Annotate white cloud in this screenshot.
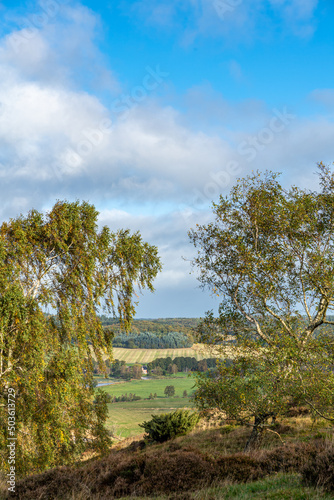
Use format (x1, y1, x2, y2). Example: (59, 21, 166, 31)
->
(1, 38, 333, 221)
(1, 3, 118, 91)
(310, 89, 334, 110)
(98, 207, 213, 293)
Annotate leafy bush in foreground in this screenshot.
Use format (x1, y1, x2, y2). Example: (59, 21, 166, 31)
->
(139, 410, 200, 443)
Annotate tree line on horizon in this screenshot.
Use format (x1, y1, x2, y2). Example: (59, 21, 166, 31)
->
(99, 316, 199, 336)
(112, 331, 193, 349)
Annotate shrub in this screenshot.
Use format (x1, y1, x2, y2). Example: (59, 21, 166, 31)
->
(164, 385, 175, 397)
(216, 454, 264, 482)
(139, 410, 200, 443)
(138, 450, 216, 494)
(286, 406, 310, 417)
(301, 444, 334, 492)
(111, 393, 141, 402)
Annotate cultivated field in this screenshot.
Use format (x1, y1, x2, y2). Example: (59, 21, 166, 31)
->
(112, 343, 211, 363)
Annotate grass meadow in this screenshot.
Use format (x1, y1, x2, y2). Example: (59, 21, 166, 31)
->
(105, 397, 194, 439)
(99, 374, 197, 438)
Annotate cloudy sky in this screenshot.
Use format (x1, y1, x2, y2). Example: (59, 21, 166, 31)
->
(0, 0, 333, 318)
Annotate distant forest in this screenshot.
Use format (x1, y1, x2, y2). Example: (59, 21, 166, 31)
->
(98, 316, 200, 336)
(112, 331, 193, 349)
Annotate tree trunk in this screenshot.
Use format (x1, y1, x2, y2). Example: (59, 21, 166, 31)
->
(244, 415, 266, 452)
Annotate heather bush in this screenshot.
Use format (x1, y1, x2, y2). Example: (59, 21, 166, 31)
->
(301, 444, 334, 492)
(258, 442, 323, 475)
(12, 438, 334, 499)
(216, 454, 264, 482)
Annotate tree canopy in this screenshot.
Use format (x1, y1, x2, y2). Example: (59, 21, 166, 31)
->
(0, 200, 161, 473)
(189, 164, 334, 449)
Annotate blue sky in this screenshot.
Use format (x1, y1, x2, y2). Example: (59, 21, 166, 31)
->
(0, 0, 333, 317)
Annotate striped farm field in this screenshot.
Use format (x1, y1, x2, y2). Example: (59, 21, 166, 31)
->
(112, 343, 211, 364)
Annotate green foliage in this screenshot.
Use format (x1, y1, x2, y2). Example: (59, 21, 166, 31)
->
(109, 358, 126, 378)
(147, 356, 217, 374)
(110, 393, 141, 403)
(108, 360, 143, 380)
(190, 165, 334, 449)
(139, 409, 200, 442)
(164, 385, 175, 397)
(153, 366, 163, 376)
(0, 200, 161, 474)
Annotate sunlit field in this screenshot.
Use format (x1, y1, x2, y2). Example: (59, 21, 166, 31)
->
(112, 343, 211, 363)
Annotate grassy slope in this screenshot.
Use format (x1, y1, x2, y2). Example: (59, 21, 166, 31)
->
(115, 419, 334, 498)
(119, 474, 334, 500)
(8, 418, 334, 500)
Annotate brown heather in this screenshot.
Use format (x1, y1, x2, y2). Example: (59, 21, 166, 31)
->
(2, 416, 333, 499)
(5, 435, 333, 499)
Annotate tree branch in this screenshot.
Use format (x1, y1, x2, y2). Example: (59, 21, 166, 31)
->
(232, 286, 273, 346)
(303, 294, 328, 342)
(263, 299, 295, 337)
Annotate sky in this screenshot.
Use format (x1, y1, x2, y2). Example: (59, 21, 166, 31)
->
(0, 0, 333, 318)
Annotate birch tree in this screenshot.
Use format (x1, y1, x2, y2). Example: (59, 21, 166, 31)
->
(189, 164, 334, 449)
(0, 200, 161, 473)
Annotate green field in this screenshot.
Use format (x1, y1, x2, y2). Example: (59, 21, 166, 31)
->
(106, 396, 195, 439)
(100, 375, 197, 438)
(101, 373, 195, 398)
(112, 344, 209, 363)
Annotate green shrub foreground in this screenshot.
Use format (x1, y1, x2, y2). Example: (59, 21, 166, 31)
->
(139, 410, 200, 443)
